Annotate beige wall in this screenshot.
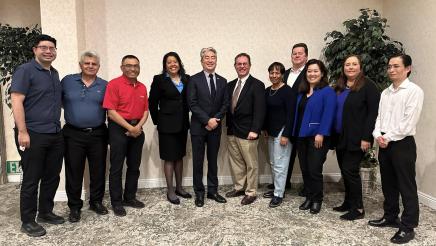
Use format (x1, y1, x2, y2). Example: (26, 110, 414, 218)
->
(0, 0, 40, 27)
(383, 0, 436, 198)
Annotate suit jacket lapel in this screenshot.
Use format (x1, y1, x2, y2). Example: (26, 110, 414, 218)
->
(164, 75, 182, 95)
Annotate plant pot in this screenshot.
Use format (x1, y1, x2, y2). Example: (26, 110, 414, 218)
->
(360, 167, 376, 195)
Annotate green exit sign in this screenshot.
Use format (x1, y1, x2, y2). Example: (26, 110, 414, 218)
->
(6, 161, 21, 174)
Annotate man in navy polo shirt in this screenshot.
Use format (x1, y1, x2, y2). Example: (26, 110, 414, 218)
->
(62, 51, 108, 223)
(103, 55, 149, 216)
(11, 34, 64, 237)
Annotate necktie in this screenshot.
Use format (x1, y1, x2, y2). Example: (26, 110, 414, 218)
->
(209, 74, 216, 100)
(231, 79, 242, 114)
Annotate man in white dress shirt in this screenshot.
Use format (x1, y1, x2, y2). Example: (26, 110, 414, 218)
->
(369, 54, 424, 244)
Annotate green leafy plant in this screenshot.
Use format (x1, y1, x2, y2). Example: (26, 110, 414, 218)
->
(0, 23, 41, 108)
(323, 8, 404, 91)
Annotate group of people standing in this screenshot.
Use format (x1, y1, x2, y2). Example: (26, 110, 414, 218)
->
(11, 34, 423, 244)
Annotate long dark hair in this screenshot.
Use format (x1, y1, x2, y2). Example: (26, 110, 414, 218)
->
(298, 59, 329, 94)
(161, 51, 186, 76)
(335, 54, 366, 93)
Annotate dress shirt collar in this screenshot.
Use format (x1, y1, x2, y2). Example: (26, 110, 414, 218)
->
(290, 65, 304, 74)
(388, 78, 411, 92)
(203, 70, 215, 78)
(238, 74, 250, 84)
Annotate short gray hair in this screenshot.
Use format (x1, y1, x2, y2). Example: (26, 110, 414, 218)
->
(200, 47, 217, 60)
(79, 50, 100, 64)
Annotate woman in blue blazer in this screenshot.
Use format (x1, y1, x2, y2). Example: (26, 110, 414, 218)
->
(293, 59, 336, 214)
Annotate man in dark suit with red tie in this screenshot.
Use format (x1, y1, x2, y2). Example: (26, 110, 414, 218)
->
(187, 47, 229, 207)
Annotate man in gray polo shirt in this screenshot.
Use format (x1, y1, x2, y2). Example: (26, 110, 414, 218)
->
(62, 51, 108, 223)
(11, 34, 64, 237)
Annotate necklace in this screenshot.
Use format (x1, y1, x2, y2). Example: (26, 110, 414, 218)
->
(269, 87, 280, 96)
(269, 83, 284, 96)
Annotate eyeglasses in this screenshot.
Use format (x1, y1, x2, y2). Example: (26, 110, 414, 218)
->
(122, 64, 140, 69)
(36, 46, 57, 52)
(235, 62, 249, 67)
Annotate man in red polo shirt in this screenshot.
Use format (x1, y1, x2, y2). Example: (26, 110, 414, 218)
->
(103, 55, 149, 216)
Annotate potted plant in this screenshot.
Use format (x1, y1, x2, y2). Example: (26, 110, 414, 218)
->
(0, 23, 41, 184)
(323, 8, 404, 91)
(360, 147, 379, 194)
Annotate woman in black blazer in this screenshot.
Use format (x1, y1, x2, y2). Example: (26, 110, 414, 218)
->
(333, 55, 380, 220)
(149, 52, 191, 204)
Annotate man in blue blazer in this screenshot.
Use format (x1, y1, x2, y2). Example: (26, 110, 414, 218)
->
(187, 47, 229, 207)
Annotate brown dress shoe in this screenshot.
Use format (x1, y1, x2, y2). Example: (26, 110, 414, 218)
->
(241, 195, 256, 205)
(225, 189, 245, 198)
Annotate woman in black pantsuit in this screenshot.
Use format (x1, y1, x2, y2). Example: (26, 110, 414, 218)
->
(149, 52, 191, 204)
(332, 55, 380, 220)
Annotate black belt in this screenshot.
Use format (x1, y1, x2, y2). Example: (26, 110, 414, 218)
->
(126, 119, 140, 126)
(66, 123, 105, 133)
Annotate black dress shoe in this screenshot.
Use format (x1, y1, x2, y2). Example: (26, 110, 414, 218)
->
(225, 189, 245, 198)
(390, 229, 415, 244)
(267, 183, 275, 189)
(122, 198, 145, 208)
(340, 209, 365, 221)
(37, 212, 65, 224)
(310, 202, 322, 214)
(299, 199, 312, 210)
(21, 222, 46, 237)
(368, 217, 400, 228)
(167, 194, 180, 205)
(269, 196, 283, 208)
(263, 190, 274, 198)
(333, 202, 350, 212)
(68, 209, 81, 223)
(112, 206, 127, 217)
(207, 193, 227, 203)
(195, 196, 204, 207)
(175, 190, 192, 199)
(89, 202, 109, 215)
(241, 195, 257, 205)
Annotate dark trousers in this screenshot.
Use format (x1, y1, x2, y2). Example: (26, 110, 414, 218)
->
(14, 129, 64, 223)
(297, 136, 330, 202)
(336, 149, 364, 210)
(63, 124, 108, 210)
(285, 143, 298, 186)
(379, 136, 419, 230)
(108, 121, 144, 206)
(191, 132, 221, 196)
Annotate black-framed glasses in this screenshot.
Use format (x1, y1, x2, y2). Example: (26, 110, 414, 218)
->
(36, 45, 57, 52)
